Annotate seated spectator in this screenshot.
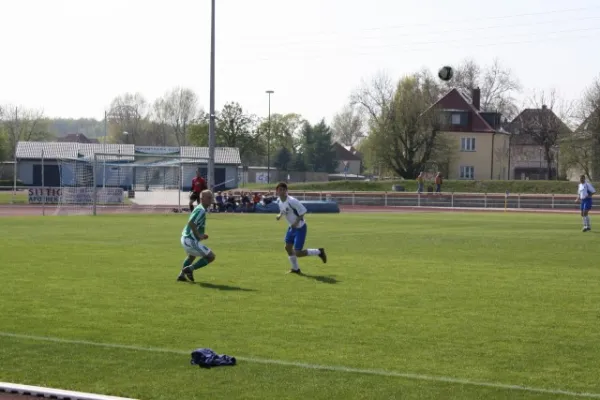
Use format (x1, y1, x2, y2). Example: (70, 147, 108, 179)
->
(241, 192, 252, 211)
(262, 192, 277, 205)
(252, 192, 261, 211)
(213, 191, 225, 212)
(225, 193, 237, 212)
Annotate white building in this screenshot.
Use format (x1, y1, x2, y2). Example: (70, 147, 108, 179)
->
(15, 142, 242, 191)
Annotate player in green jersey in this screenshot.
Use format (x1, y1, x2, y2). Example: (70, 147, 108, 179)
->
(178, 190, 216, 283)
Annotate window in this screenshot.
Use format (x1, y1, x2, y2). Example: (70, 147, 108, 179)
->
(460, 166, 475, 180)
(451, 113, 461, 125)
(461, 137, 476, 151)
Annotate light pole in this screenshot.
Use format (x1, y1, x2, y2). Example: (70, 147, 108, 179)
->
(266, 90, 274, 184)
(207, 0, 216, 191)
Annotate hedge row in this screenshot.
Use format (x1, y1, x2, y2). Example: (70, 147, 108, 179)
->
(245, 180, 583, 195)
(0, 179, 25, 189)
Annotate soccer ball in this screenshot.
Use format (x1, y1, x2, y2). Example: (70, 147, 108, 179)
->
(438, 66, 454, 81)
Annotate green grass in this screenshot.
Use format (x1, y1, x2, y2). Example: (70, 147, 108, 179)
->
(1, 212, 600, 399)
(240, 179, 581, 194)
(0, 191, 27, 204)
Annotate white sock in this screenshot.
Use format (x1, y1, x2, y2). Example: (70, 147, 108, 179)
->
(586, 216, 591, 227)
(583, 217, 587, 227)
(288, 256, 300, 270)
(307, 249, 321, 256)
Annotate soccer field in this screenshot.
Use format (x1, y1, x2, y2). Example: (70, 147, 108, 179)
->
(1, 212, 600, 400)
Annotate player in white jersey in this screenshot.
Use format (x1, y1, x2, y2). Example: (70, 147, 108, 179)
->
(575, 174, 596, 232)
(275, 182, 327, 274)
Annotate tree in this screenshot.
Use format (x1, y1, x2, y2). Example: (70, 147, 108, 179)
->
(188, 115, 209, 147)
(107, 92, 149, 144)
(155, 87, 199, 146)
(257, 113, 305, 165)
(0, 105, 50, 159)
(215, 102, 264, 165)
(297, 119, 337, 173)
(273, 146, 292, 171)
(351, 71, 447, 179)
(331, 104, 364, 146)
(356, 133, 388, 176)
(0, 126, 8, 162)
(441, 58, 522, 120)
(561, 75, 600, 179)
(513, 89, 573, 179)
(560, 136, 594, 179)
(150, 97, 172, 146)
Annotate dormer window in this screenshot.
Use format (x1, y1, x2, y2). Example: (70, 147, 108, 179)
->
(451, 113, 461, 125)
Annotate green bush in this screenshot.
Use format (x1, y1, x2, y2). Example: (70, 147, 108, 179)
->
(0, 179, 25, 189)
(247, 180, 581, 195)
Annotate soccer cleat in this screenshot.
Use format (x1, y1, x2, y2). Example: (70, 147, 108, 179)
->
(318, 248, 327, 263)
(288, 268, 302, 274)
(177, 273, 188, 282)
(182, 266, 195, 282)
(583, 227, 590, 232)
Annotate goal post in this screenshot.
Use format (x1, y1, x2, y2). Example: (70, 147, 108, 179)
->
(55, 152, 209, 215)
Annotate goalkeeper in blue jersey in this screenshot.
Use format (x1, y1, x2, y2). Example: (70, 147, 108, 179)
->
(178, 190, 216, 283)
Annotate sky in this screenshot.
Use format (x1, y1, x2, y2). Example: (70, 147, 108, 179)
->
(1, 0, 599, 125)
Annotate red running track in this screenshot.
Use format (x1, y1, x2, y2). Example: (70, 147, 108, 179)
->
(0, 394, 39, 400)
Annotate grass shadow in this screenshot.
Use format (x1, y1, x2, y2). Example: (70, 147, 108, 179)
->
(197, 282, 257, 292)
(297, 273, 340, 284)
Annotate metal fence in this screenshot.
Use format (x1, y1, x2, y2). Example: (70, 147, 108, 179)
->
(0, 185, 582, 212)
(285, 190, 580, 211)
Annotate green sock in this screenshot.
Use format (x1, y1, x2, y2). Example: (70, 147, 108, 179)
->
(182, 258, 193, 269)
(191, 258, 209, 271)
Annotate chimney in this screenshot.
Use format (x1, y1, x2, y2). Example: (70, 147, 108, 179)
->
(472, 87, 481, 110)
(542, 104, 547, 110)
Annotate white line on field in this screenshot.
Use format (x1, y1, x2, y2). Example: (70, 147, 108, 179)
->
(1, 332, 599, 398)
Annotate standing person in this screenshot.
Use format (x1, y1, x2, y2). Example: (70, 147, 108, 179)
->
(416, 172, 424, 193)
(189, 169, 207, 212)
(575, 174, 596, 232)
(275, 182, 327, 274)
(178, 190, 216, 282)
(435, 172, 443, 193)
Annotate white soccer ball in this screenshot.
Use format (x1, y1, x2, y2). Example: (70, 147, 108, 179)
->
(438, 66, 454, 81)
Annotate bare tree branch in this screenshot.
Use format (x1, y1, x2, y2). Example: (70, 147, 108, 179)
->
(441, 58, 522, 119)
(513, 89, 573, 179)
(0, 104, 49, 158)
(351, 71, 445, 178)
(331, 104, 365, 146)
(108, 93, 149, 144)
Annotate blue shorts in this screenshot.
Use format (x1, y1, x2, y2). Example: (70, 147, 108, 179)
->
(285, 224, 307, 250)
(581, 198, 593, 211)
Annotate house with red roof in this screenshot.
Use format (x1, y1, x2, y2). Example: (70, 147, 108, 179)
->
(429, 87, 510, 180)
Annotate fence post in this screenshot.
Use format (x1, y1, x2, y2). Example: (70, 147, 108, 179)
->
(551, 194, 554, 209)
(93, 154, 98, 216)
(417, 192, 421, 207)
(384, 192, 388, 207)
(517, 194, 521, 209)
(302, 191, 306, 201)
(352, 191, 355, 206)
(319, 191, 322, 201)
(451, 192, 454, 208)
(12, 149, 17, 204)
(41, 149, 45, 216)
(178, 155, 182, 211)
(484, 193, 487, 209)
